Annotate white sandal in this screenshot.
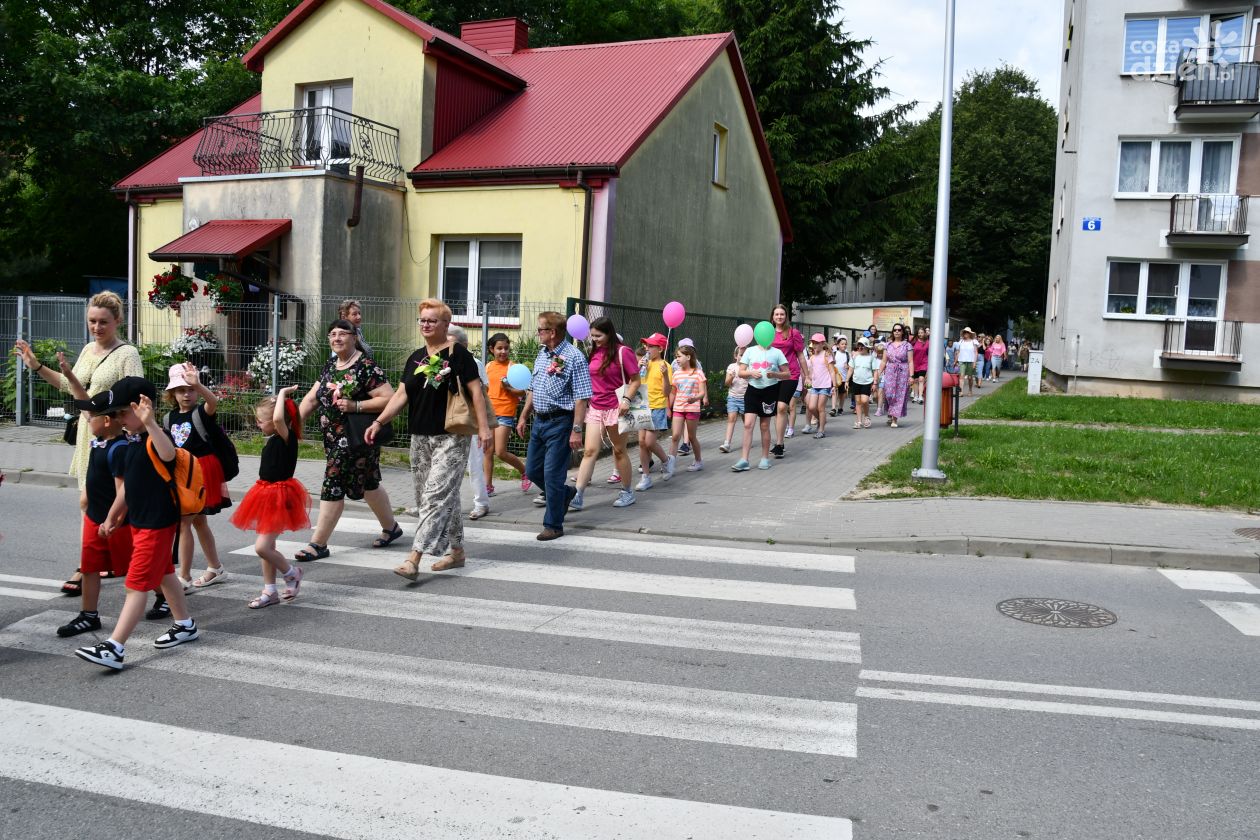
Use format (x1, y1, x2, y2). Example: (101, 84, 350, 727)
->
(192, 566, 228, 588)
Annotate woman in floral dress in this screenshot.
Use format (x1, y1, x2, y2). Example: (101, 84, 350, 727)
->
(877, 324, 915, 429)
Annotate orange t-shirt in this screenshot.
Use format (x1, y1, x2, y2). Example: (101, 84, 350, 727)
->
(486, 358, 520, 418)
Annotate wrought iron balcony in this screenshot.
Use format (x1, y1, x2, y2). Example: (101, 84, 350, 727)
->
(1167, 194, 1251, 248)
(192, 107, 403, 184)
(1175, 48, 1260, 121)
(1161, 318, 1242, 371)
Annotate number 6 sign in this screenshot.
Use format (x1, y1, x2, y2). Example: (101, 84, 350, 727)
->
(1082, 217, 1102, 231)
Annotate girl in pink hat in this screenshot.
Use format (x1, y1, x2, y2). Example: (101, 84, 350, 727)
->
(803, 334, 836, 438)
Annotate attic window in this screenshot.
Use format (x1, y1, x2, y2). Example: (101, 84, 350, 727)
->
(712, 123, 728, 188)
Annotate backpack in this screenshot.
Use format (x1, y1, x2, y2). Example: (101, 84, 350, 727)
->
(146, 438, 205, 516)
(165, 408, 239, 480)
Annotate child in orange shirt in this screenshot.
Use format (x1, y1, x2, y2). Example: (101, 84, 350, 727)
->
(483, 333, 529, 493)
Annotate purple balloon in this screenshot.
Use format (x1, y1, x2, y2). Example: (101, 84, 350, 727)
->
(662, 301, 686, 329)
(734, 324, 754, 347)
(567, 313, 590, 340)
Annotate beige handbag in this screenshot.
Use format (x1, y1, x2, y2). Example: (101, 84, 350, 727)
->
(444, 375, 477, 436)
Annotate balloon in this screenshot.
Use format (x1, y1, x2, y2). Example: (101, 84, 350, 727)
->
(505, 363, 532, 391)
(733, 324, 754, 347)
(567, 313, 590, 340)
(662, 301, 686, 329)
(753, 321, 775, 349)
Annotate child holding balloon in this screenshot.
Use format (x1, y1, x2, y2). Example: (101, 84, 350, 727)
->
(635, 333, 673, 490)
(732, 322, 790, 471)
(485, 333, 531, 493)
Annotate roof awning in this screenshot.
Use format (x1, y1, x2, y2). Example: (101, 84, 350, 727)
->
(149, 219, 292, 261)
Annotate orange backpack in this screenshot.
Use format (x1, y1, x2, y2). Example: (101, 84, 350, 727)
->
(146, 439, 205, 516)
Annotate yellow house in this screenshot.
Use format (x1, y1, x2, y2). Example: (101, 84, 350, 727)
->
(113, 0, 791, 345)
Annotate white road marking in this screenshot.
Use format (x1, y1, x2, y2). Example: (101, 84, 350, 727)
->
(0, 611, 858, 757)
(1159, 569, 1260, 595)
(0, 586, 60, 601)
(237, 541, 855, 610)
(0, 573, 64, 588)
(859, 670, 1260, 713)
(856, 687, 1260, 732)
(206, 573, 861, 663)
(0, 698, 852, 840)
(1201, 600, 1260, 637)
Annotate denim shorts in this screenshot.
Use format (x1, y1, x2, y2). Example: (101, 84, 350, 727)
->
(650, 407, 670, 431)
(726, 395, 744, 415)
(809, 387, 832, 396)
(495, 415, 516, 428)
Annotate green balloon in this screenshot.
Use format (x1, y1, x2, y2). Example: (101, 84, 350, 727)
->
(753, 321, 775, 348)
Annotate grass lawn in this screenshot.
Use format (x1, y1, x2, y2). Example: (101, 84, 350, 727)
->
(858, 424, 1260, 509)
(963, 379, 1260, 431)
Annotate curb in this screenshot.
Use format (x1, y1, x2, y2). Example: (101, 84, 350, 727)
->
(10, 469, 1259, 574)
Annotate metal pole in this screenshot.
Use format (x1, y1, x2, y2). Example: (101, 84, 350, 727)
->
(481, 299, 490, 363)
(913, 0, 957, 483)
(15, 296, 25, 427)
(271, 294, 281, 393)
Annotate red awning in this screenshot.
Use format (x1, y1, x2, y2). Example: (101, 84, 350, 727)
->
(149, 219, 292, 261)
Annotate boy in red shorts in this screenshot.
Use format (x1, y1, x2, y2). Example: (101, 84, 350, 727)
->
(74, 377, 199, 671)
(56, 396, 133, 638)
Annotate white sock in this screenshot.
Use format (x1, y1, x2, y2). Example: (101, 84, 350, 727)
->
(264, 584, 278, 595)
(175, 618, 193, 629)
(107, 638, 124, 654)
(282, 568, 296, 580)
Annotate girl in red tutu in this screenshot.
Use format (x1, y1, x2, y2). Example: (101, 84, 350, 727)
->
(164, 362, 230, 590)
(231, 387, 311, 608)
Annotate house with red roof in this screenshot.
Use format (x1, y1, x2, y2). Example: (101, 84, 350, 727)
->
(113, 0, 790, 343)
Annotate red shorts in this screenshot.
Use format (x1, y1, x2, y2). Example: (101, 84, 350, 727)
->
(124, 525, 177, 592)
(80, 515, 132, 576)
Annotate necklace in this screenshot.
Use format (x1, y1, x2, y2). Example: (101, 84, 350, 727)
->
(334, 351, 361, 370)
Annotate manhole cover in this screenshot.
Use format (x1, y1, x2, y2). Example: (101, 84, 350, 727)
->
(1236, 528, 1260, 541)
(997, 598, 1117, 629)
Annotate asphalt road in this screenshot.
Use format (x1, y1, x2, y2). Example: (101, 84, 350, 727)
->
(1, 484, 1257, 839)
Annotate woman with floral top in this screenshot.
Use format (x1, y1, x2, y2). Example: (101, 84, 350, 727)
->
(294, 319, 402, 561)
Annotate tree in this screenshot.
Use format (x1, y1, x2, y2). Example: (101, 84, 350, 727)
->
(706, 0, 910, 306)
(420, 0, 704, 48)
(875, 66, 1057, 329)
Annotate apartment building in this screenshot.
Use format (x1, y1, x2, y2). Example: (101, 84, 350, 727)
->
(1046, 1, 1260, 400)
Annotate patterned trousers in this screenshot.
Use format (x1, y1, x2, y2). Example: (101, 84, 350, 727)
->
(409, 433, 471, 557)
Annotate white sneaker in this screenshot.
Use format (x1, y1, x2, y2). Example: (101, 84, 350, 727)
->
(718, 441, 732, 453)
(663, 455, 677, 479)
(636, 475, 653, 491)
(687, 461, 704, 472)
(785, 426, 795, 438)
(613, 489, 636, 507)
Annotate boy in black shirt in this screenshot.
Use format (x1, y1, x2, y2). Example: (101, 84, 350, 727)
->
(74, 377, 199, 671)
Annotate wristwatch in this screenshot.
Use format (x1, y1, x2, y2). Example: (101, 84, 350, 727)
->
(572, 425, 583, 433)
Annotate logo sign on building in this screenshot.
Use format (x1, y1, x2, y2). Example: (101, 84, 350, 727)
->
(1082, 217, 1102, 231)
(873, 307, 912, 332)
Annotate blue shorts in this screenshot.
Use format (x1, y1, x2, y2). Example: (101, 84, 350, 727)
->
(650, 408, 670, 431)
(495, 415, 516, 428)
(809, 387, 832, 396)
(726, 396, 744, 415)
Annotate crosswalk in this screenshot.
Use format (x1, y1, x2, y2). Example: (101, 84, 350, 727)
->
(0, 523, 859, 838)
(1158, 569, 1260, 636)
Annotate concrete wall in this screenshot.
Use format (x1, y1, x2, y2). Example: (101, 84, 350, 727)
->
(135, 198, 186, 345)
(609, 52, 782, 317)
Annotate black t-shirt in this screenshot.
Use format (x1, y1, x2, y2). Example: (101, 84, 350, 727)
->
(259, 432, 299, 482)
(123, 433, 179, 529)
(166, 405, 214, 457)
(401, 343, 479, 436)
(85, 436, 130, 526)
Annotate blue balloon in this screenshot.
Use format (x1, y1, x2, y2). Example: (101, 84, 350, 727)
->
(505, 363, 532, 391)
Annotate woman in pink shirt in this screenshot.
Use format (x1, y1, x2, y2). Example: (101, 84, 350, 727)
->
(571, 316, 640, 511)
(911, 326, 931, 404)
(988, 335, 1007, 382)
(769, 304, 806, 459)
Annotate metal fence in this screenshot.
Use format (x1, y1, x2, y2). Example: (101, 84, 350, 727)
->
(2, 294, 91, 426)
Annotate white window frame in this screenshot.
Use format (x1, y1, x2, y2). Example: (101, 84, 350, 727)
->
(1114, 136, 1241, 198)
(298, 82, 353, 166)
(1121, 13, 1250, 76)
(1102, 259, 1228, 321)
(712, 123, 729, 188)
(437, 237, 523, 324)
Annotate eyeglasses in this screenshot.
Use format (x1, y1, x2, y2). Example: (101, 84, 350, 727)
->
(536, 328, 554, 334)
(328, 330, 354, 338)
(417, 318, 443, 326)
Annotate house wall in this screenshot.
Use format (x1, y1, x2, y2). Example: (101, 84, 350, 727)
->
(610, 52, 782, 317)
(259, 0, 428, 169)
(135, 198, 186, 345)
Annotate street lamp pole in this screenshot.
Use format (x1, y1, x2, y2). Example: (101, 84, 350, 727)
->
(914, 0, 957, 483)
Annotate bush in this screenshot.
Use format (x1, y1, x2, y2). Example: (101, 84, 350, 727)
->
(2, 338, 68, 415)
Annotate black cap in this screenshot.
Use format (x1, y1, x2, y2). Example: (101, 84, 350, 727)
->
(72, 376, 157, 414)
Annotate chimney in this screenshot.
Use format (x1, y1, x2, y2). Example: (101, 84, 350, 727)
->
(459, 18, 529, 54)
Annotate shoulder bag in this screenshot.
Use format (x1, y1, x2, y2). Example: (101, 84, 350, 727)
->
(444, 374, 477, 436)
(616, 347, 654, 435)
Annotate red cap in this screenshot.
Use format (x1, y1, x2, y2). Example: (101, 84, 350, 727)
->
(640, 333, 668, 348)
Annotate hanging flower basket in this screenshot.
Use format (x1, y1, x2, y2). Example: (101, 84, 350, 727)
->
(202, 273, 245, 314)
(148, 265, 198, 314)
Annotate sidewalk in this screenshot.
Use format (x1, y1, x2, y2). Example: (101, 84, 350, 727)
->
(3, 381, 1258, 572)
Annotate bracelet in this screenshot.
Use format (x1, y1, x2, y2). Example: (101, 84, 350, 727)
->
(354, 400, 360, 412)
(32, 361, 43, 372)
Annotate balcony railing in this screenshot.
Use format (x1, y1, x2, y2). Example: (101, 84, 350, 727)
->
(1161, 318, 1242, 370)
(192, 107, 403, 184)
(1167, 194, 1251, 247)
(1175, 49, 1260, 120)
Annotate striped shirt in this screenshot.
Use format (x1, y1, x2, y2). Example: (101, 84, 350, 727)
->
(671, 368, 706, 412)
(529, 339, 593, 414)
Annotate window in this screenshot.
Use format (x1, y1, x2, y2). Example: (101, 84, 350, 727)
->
(1104, 260, 1226, 319)
(1050, 280, 1059, 321)
(439, 238, 522, 321)
(712, 123, 728, 187)
(1123, 14, 1246, 74)
(299, 82, 352, 164)
(1116, 137, 1237, 195)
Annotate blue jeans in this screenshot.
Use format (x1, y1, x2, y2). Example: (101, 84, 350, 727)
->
(525, 412, 575, 532)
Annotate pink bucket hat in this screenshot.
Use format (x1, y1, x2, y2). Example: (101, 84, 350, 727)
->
(165, 363, 191, 391)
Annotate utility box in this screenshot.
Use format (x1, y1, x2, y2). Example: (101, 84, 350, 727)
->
(1027, 351, 1043, 395)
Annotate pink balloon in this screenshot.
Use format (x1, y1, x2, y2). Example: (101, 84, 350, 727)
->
(662, 301, 686, 329)
(733, 324, 754, 347)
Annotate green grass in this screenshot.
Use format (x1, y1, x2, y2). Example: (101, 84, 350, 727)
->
(963, 379, 1260, 431)
(859, 424, 1260, 509)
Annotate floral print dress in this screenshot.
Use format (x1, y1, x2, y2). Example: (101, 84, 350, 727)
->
(315, 354, 388, 502)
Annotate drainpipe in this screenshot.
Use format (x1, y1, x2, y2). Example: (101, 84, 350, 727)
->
(347, 165, 365, 228)
(577, 170, 593, 301)
(126, 193, 137, 342)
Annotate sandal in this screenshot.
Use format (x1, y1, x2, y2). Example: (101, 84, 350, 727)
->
(192, 566, 228, 587)
(853, 421, 861, 430)
(372, 522, 404, 548)
(294, 542, 329, 562)
(61, 573, 83, 597)
(281, 565, 304, 601)
(248, 590, 281, 609)
(862, 418, 871, 428)
(393, 556, 421, 581)
(431, 552, 466, 572)
(468, 507, 488, 521)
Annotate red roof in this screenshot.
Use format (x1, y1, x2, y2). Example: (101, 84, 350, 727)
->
(149, 219, 292, 261)
(113, 94, 262, 194)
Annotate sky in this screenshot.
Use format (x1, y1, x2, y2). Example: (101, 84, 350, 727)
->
(838, 0, 1065, 119)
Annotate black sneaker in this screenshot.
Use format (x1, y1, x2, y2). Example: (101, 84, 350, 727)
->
(154, 620, 198, 649)
(772, 444, 785, 459)
(678, 443, 692, 457)
(57, 611, 101, 638)
(74, 640, 124, 671)
(145, 596, 170, 621)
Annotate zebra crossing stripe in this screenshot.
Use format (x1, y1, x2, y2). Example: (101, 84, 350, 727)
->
(0, 586, 60, 601)
(0, 573, 64, 588)
(1159, 570, 1260, 595)
(0, 697, 852, 839)
(0, 611, 858, 757)
(1201, 600, 1260, 636)
(238, 541, 855, 611)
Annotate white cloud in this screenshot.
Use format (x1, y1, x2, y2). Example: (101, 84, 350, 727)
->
(838, 0, 1063, 119)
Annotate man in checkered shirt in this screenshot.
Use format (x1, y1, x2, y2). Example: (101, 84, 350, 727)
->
(516, 311, 592, 541)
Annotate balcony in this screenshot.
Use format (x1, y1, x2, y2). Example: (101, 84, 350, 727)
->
(1175, 51, 1260, 122)
(1166, 194, 1251, 248)
(192, 107, 403, 185)
(1161, 318, 1242, 371)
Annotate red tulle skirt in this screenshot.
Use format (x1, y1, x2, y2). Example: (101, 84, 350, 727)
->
(196, 453, 231, 514)
(230, 478, 311, 535)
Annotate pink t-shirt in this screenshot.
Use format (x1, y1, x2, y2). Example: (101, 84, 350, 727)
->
(912, 339, 930, 372)
(806, 352, 833, 388)
(771, 328, 805, 380)
(587, 344, 638, 410)
(671, 368, 706, 412)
